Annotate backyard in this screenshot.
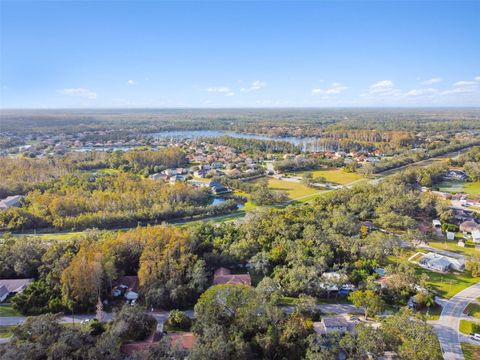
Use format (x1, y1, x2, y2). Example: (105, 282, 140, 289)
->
(438, 180, 480, 197)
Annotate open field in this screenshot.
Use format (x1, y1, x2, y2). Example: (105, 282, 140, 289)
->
(288, 168, 365, 185)
(438, 180, 480, 197)
(267, 177, 326, 200)
(462, 343, 480, 360)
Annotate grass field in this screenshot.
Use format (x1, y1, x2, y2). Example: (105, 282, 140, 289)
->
(465, 303, 480, 318)
(462, 343, 480, 360)
(460, 320, 480, 334)
(389, 254, 480, 298)
(267, 177, 326, 200)
(288, 168, 365, 185)
(438, 180, 480, 197)
(0, 304, 20, 317)
(0, 325, 15, 338)
(428, 240, 479, 257)
(417, 269, 480, 299)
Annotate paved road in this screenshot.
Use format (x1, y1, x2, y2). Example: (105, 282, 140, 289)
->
(432, 282, 480, 360)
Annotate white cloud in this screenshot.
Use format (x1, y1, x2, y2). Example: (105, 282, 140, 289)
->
(126, 80, 137, 85)
(360, 80, 402, 98)
(226, 92, 235, 97)
(60, 88, 97, 99)
(475, 76, 480, 82)
(240, 80, 267, 92)
(441, 79, 479, 95)
(206, 86, 231, 93)
(369, 80, 395, 94)
(421, 77, 442, 85)
(312, 82, 348, 95)
(404, 88, 438, 97)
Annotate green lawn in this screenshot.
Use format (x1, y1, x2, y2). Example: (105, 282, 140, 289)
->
(417, 269, 480, 299)
(462, 343, 480, 360)
(465, 303, 480, 318)
(0, 304, 20, 317)
(438, 180, 480, 197)
(0, 325, 15, 338)
(288, 168, 365, 185)
(267, 178, 326, 200)
(12, 231, 85, 241)
(389, 254, 480, 298)
(459, 320, 480, 334)
(233, 190, 258, 211)
(428, 240, 479, 257)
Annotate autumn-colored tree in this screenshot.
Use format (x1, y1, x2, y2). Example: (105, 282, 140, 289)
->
(61, 241, 116, 311)
(138, 226, 207, 309)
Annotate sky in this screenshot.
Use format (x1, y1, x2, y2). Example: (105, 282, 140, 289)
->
(1, 0, 479, 108)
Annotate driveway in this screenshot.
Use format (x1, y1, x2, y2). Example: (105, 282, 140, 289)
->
(431, 282, 480, 360)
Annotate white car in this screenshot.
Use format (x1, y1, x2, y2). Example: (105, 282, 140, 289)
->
(470, 333, 480, 341)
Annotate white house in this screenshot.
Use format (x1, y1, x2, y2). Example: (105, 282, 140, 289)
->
(318, 316, 350, 334)
(0, 278, 33, 302)
(472, 230, 480, 244)
(0, 195, 23, 210)
(446, 231, 455, 241)
(419, 252, 465, 272)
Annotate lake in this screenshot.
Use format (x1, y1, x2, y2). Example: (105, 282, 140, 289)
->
(151, 130, 335, 152)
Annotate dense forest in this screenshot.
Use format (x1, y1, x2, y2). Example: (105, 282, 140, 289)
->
(0, 164, 456, 359)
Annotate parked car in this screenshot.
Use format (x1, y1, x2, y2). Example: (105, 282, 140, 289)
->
(469, 333, 480, 341)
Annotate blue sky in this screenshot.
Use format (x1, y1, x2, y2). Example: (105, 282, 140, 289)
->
(1, 1, 479, 108)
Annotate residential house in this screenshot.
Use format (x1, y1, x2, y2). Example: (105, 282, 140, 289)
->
(313, 316, 350, 334)
(0, 195, 23, 210)
(0, 278, 33, 302)
(419, 252, 465, 272)
(472, 230, 480, 244)
(460, 220, 480, 234)
(212, 267, 251, 286)
(169, 175, 186, 185)
(167, 332, 196, 350)
(149, 173, 168, 181)
(112, 276, 139, 302)
(209, 181, 230, 194)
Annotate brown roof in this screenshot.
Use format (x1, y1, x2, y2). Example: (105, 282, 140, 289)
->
(213, 274, 251, 286)
(113, 276, 139, 292)
(120, 331, 161, 356)
(168, 332, 196, 350)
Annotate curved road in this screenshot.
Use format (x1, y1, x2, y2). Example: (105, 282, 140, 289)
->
(433, 282, 480, 360)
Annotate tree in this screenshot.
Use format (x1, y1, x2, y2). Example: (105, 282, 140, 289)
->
(382, 308, 442, 360)
(348, 290, 385, 319)
(467, 253, 480, 277)
(108, 305, 157, 342)
(61, 241, 116, 311)
(0, 314, 95, 360)
(96, 297, 105, 322)
(165, 309, 192, 331)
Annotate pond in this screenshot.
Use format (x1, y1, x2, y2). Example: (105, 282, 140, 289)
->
(210, 196, 245, 208)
